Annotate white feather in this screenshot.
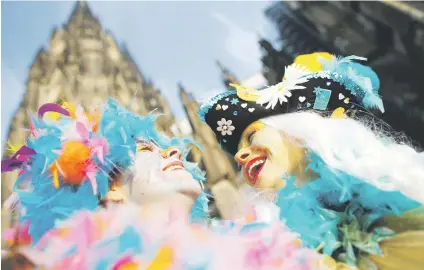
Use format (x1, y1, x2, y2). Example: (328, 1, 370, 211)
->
(256, 64, 311, 109)
(3, 192, 21, 211)
(261, 112, 424, 204)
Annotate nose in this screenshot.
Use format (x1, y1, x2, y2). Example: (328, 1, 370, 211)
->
(235, 147, 251, 165)
(162, 147, 182, 160)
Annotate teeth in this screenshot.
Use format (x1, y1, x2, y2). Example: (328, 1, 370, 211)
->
(248, 159, 265, 178)
(165, 165, 183, 171)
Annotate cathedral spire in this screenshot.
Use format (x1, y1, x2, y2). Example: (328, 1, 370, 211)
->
(215, 60, 240, 91)
(178, 82, 190, 103)
(178, 82, 186, 93)
(67, 0, 96, 26)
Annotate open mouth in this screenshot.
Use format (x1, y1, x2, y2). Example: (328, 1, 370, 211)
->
(162, 161, 185, 172)
(244, 156, 267, 185)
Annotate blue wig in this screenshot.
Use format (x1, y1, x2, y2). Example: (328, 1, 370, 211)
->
(8, 98, 209, 245)
(101, 98, 209, 222)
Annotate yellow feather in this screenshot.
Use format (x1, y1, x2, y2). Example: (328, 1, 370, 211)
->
(229, 83, 260, 102)
(61, 101, 76, 119)
(44, 112, 61, 121)
(6, 141, 24, 155)
(52, 167, 60, 188)
(292, 52, 335, 73)
(146, 247, 174, 270)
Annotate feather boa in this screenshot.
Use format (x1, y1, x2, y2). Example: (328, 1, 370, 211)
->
(14, 203, 350, 270)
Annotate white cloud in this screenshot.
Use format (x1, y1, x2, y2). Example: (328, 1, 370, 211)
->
(241, 72, 268, 89)
(211, 11, 261, 65)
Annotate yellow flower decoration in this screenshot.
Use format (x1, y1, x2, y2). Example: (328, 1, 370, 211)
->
(230, 83, 260, 102)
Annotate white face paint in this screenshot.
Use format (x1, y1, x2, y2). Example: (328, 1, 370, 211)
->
(128, 140, 202, 203)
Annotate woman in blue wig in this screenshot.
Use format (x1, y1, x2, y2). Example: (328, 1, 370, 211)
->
(1, 98, 208, 247)
(98, 98, 210, 223)
(198, 52, 424, 269)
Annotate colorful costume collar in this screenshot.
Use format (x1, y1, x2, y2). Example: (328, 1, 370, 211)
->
(18, 202, 336, 270)
(198, 52, 385, 155)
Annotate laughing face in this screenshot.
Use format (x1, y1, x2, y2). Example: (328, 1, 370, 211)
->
(235, 122, 305, 189)
(129, 139, 202, 203)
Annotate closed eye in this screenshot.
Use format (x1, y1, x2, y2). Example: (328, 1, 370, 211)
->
(137, 145, 153, 152)
(247, 131, 256, 144)
(136, 141, 154, 152)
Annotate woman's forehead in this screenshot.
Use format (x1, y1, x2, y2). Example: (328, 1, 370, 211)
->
(136, 138, 159, 146)
(136, 137, 187, 152)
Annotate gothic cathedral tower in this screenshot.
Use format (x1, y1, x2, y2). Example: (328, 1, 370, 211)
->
(1, 0, 176, 233)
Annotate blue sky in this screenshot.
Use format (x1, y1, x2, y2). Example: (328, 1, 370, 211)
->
(1, 0, 278, 148)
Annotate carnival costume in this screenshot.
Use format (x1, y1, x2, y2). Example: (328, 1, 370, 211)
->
(2, 99, 339, 269)
(1, 98, 209, 246)
(199, 52, 424, 269)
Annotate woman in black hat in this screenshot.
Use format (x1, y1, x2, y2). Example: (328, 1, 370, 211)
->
(199, 52, 424, 269)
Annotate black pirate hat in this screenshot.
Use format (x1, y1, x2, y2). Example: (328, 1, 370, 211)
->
(198, 53, 384, 156)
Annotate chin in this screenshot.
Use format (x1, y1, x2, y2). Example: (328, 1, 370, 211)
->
(177, 189, 201, 202)
(161, 169, 201, 199)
